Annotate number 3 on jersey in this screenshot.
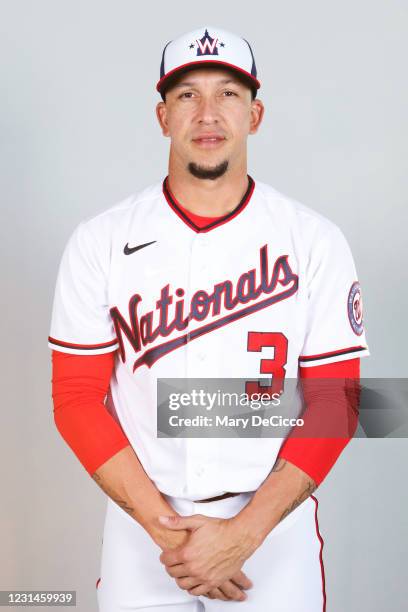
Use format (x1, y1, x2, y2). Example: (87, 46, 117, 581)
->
(246, 332, 289, 398)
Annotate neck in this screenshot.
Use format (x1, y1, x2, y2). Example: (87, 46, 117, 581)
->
(166, 156, 249, 217)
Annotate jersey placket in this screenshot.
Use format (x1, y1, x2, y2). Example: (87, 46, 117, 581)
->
(183, 230, 221, 498)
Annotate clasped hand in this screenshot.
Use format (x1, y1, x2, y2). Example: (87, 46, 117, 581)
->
(158, 513, 256, 601)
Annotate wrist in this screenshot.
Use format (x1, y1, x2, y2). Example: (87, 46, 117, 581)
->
(230, 493, 284, 549)
(228, 512, 266, 556)
(146, 518, 189, 551)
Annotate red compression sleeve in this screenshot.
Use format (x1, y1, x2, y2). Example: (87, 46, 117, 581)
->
(51, 350, 131, 475)
(277, 358, 360, 486)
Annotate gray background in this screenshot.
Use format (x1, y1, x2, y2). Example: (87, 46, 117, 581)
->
(1, 1, 407, 610)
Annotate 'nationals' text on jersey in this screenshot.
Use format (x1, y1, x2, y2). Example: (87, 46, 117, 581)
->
(110, 244, 298, 372)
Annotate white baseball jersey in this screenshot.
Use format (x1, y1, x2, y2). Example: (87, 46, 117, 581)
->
(48, 175, 370, 500)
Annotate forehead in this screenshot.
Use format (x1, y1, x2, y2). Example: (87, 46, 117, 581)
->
(177, 67, 240, 82)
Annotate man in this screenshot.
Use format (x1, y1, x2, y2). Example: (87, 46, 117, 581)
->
(49, 26, 370, 611)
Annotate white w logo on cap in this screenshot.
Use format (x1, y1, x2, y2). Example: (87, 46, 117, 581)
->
(196, 35, 218, 55)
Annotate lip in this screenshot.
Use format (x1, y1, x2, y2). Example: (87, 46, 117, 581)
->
(192, 134, 226, 148)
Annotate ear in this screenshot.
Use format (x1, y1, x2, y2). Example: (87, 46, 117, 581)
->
(156, 101, 170, 137)
(249, 99, 265, 135)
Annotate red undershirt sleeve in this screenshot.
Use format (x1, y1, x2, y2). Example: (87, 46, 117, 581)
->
(51, 349, 130, 476)
(277, 357, 360, 486)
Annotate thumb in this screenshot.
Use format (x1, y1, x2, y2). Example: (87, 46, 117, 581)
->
(158, 514, 205, 530)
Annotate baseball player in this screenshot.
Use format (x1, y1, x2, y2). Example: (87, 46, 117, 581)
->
(48, 26, 370, 611)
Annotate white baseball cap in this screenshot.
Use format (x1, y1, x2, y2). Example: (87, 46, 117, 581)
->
(156, 26, 261, 98)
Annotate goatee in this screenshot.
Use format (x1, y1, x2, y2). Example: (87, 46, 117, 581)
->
(187, 160, 229, 180)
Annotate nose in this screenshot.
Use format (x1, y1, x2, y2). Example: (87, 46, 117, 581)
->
(196, 94, 219, 125)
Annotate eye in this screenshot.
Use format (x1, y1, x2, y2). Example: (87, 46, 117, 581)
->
(179, 91, 195, 99)
(223, 90, 238, 97)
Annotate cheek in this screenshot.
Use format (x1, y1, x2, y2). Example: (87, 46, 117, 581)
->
(227, 107, 252, 135)
(229, 122, 250, 143)
(168, 115, 192, 141)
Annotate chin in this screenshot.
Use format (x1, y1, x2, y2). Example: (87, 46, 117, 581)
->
(187, 159, 229, 180)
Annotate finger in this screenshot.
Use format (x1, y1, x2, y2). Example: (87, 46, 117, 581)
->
(175, 576, 202, 591)
(187, 583, 216, 597)
(160, 550, 184, 566)
(165, 563, 190, 578)
(205, 588, 228, 601)
(218, 580, 247, 602)
(158, 515, 204, 530)
(231, 569, 254, 590)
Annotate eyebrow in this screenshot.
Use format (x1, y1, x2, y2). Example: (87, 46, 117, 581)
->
(173, 78, 239, 89)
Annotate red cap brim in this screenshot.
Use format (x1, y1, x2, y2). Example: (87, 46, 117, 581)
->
(156, 60, 261, 93)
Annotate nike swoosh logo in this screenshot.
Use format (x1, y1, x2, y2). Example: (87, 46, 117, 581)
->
(124, 240, 156, 255)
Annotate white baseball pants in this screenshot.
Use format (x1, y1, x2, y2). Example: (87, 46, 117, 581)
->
(96, 491, 326, 611)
